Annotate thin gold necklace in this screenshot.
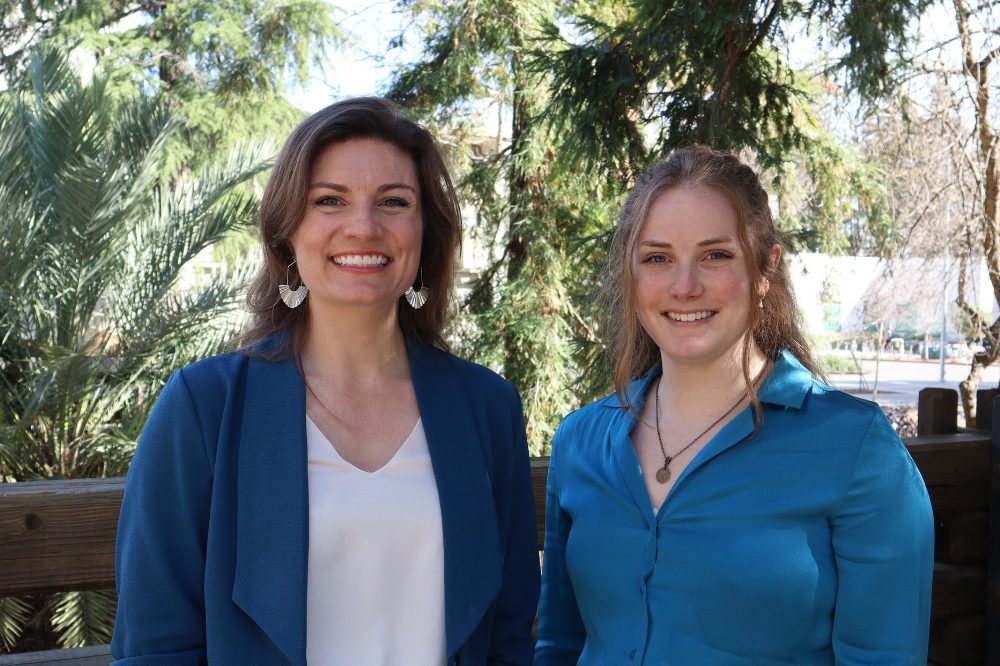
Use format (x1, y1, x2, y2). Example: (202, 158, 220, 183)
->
(652, 375, 748, 484)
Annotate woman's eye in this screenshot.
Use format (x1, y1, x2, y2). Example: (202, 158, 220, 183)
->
(382, 197, 410, 208)
(642, 254, 667, 264)
(706, 250, 734, 261)
(315, 195, 343, 206)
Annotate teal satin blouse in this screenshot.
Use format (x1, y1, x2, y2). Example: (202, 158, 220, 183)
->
(536, 351, 933, 665)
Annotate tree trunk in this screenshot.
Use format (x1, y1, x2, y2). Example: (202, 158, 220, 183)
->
(959, 351, 991, 426)
(953, 0, 1000, 420)
(872, 320, 883, 399)
(503, 42, 547, 376)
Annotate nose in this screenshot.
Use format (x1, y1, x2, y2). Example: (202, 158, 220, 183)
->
(668, 261, 702, 300)
(344, 203, 384, 240)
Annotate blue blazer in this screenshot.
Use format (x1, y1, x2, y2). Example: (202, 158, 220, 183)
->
(112, 335, 540, 665)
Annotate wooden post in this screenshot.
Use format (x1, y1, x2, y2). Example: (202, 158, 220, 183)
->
(919, 388, 958, 436)
(530, 457, 549, 550)
(977, 388, 999, 432)
(989, 396, 1000, 664)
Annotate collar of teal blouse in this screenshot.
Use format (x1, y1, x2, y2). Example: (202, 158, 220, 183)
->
(603, 349, 815, 414)
(757, 350, 815, 409)
(604, 350, 816, 521)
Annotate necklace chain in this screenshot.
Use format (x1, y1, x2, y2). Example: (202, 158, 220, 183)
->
(652, 375, 749, 484)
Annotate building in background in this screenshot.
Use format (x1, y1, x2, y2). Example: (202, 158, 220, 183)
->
(786, 253, 997, 352)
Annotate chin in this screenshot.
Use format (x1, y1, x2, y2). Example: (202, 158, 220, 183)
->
(660, 340, 746, 366)
(314, 290, 401, 310)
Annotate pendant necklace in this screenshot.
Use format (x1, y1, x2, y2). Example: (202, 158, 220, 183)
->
(652, 375, 749, 484)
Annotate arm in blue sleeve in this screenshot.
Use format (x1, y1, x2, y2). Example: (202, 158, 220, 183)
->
(111, 370, 212, 665)
(535, 425, 586, 666)
(831, 408, 934, 665)
(488, 389, 542, 665)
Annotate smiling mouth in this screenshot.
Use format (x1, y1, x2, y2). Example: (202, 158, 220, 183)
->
(331, 254, 390, 267)
(665, 310, 715, 322)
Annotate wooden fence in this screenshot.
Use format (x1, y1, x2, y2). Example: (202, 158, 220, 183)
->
(0, 388, 997, 665)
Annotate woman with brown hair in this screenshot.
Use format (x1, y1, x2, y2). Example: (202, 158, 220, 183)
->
(536, 146, 933, 664)
(112, 97, 539, 666)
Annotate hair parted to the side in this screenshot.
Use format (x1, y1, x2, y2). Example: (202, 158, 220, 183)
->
(239, 97, 462, 357)
(601, 144, 824, 421)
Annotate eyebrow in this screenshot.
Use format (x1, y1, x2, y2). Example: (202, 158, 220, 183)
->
(639, 236, 736, 248)
(309, 181, 418, 195)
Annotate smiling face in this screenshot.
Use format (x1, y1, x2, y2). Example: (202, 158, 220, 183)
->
(634, 184, 764, 368)
(289, 138, 423, 314)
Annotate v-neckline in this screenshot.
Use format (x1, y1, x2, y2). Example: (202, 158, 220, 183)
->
(617, 404, 756, 523)
(306, 415, 422, 475)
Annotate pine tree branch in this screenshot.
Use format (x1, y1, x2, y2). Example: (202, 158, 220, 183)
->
(739, 0, 783, 61)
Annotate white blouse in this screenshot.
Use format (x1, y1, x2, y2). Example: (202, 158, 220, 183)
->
(305, 416, 446, 665)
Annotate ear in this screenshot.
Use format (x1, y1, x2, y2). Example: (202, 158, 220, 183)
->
(759, 244, 781, 298)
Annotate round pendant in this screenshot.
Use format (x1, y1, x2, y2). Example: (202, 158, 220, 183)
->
(656, 466, 671, 484)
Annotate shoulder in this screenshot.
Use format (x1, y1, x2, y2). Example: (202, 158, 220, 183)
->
(765, 378, 909, 479)
(169, 332, 295, 397)
(808, 389, 930, 520)
(173, 350, 249, 390)
(561, 393, 620, 430)
(800, 381, 895, 436)
(151, 352, 251, 421)
(551, 392, 622, 454)
(146, 352, 249, 434)
(154, 348, 290, 432)
(763, 350, 895, 444)
(417, 343, 520, 404)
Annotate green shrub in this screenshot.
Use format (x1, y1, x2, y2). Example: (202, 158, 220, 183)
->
(817, 354, 862, 374)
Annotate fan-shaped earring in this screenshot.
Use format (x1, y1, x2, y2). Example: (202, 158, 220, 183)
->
(278, 259, 308, 308)
(404, 268, 430, 309)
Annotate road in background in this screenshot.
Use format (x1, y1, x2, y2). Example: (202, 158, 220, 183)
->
(826, 357, 1000, 406)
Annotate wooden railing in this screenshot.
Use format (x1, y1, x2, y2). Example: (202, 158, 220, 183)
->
(1, 388, 997, 665)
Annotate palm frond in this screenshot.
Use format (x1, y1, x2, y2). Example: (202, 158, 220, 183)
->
(0, 595, 33, 651)
(51, 590, 116, 648)
(1, 45, 274, 486)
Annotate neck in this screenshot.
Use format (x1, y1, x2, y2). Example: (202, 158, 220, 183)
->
(299, 302, 409, 383)
(657, 343, 768, 413)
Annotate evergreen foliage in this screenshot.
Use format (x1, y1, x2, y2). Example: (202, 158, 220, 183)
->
(537, 2, 804, 171)
(536, 0, 927, 169)
(1, 0, 345, 169)
(388, 0, 906, 451)
(389, 0, 622, 452)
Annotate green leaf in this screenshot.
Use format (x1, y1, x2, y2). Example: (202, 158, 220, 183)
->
(0, 595, 33, 651)
(51, 590, 116, 648)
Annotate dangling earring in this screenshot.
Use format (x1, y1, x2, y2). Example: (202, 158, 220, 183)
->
(404, 268, 430, 309)
(759, 297, 764, 309)
(278, 259, 308, 308)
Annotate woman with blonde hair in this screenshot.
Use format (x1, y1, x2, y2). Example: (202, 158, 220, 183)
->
(536, 145, 933, 664)
(113, 97, 539, 666)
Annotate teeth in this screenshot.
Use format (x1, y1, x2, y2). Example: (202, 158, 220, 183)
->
(333, 254, 389, 266)
(667, 311, 713, 322)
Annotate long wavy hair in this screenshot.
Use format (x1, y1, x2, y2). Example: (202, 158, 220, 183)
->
(239, 97, 462, 357)
(601, 145, 823, 420)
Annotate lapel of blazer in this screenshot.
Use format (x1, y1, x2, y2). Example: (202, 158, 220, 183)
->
(232, 349, 308, 665)
(406, 337, 502, 656)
